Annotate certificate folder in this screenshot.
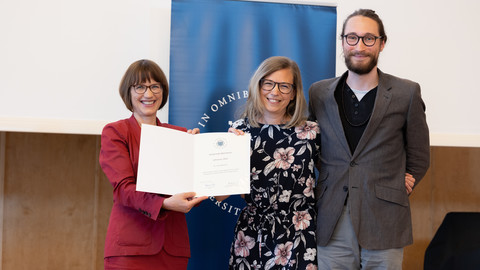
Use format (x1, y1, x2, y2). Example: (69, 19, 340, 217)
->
(136, 124, 251, 196)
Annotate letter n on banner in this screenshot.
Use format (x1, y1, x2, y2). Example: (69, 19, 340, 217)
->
(169, 0, 336, 269)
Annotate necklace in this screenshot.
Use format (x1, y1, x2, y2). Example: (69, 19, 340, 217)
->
(341, 80, 372, 127)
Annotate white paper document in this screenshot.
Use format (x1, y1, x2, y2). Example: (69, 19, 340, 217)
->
(136, 124, 251, 196)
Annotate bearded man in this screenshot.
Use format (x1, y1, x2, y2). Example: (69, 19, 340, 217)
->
(308, 9, 430, 270)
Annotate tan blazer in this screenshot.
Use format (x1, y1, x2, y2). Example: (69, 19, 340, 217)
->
(308, 70, 430, 249)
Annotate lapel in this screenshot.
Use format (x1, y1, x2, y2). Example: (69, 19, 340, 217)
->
(324, 72, 352, 157)
(352, 69, 392, 159)
(128, 114, 142, 147)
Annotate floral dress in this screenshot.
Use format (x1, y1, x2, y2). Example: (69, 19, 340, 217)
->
(229, 118, 320, 270)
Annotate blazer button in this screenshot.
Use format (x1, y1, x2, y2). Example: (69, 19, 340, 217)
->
(343, 186, 348, 192)
(350, 161, 356, 167)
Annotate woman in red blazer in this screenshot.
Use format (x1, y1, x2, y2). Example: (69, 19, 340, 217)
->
(99, 59, 207, 269)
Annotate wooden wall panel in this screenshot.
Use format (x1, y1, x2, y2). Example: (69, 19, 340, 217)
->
(404, 169, 434, 269)
(94, 173, 112, 269)
(404, 146, 480, 269)
(0, 132, 6, 270)
(94, 137, 113, 269)
(430, 147, 480, 223)
(0, 132, 478, 269)
(1, 132, 111, 270)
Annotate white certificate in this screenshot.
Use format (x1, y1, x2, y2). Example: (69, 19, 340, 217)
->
(136, 124, 251, 196)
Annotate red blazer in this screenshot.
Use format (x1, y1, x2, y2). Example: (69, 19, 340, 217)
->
(99, 115, 190, 258)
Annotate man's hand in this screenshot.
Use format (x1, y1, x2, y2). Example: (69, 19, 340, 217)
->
(405, 173, 415, 195)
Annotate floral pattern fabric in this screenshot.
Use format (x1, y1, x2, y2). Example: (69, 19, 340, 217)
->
(229, 118, 320, 270)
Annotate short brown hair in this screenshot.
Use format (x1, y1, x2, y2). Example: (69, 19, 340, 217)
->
(119, 59, 169, 111)
(242, 56, 307, 128)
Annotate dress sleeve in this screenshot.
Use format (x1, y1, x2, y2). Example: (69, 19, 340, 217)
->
(99, 122, 165, 220)
(231, 118, 248, 131)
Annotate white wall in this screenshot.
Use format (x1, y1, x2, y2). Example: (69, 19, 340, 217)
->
(0, 0, 478, 146)
(0, 0, 171, 134)
(334, 0, 480, 147)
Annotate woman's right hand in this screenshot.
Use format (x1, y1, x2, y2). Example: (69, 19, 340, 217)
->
(162, 192, 207, 213)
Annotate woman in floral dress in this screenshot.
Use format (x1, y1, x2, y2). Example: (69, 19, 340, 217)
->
(218, 56, 319, 270)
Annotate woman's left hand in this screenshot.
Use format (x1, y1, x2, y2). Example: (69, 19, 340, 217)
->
(228, 127, 244, 135)
(187, 128, 200, 134)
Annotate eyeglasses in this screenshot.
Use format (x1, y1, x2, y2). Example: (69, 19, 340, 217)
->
(260, 79, 295, 94)
(131, 84, 162, 94)
(342, 34, 383, 47)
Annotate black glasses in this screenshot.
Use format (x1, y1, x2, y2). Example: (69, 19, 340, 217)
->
(342, 34, 383, 47)
(131, 84, 162, 94)
(260, 79, 295, 94)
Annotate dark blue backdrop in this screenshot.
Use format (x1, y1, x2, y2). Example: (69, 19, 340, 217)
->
(169, 0, 336, 269)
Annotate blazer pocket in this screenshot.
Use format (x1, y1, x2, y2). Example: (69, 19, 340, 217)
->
(116, 207, 154, 246)
(374, 184, 409, 207)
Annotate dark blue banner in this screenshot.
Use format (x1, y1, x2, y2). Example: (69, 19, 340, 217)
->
(169, 0, 336, 269)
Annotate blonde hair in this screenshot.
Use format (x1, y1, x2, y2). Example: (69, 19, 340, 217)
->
(242, 56, 307, 128)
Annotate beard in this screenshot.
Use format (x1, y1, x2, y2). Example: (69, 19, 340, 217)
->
(344, 51, 379, 75)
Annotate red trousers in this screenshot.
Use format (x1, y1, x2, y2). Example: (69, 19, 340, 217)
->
(104, 249, 189, 270)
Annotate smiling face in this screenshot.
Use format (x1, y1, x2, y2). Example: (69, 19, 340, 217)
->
(118, 60, 170, 126)
(131, 79, 163, 125)
(343, 15, 385, 75)
(260, 68, 295, 124)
